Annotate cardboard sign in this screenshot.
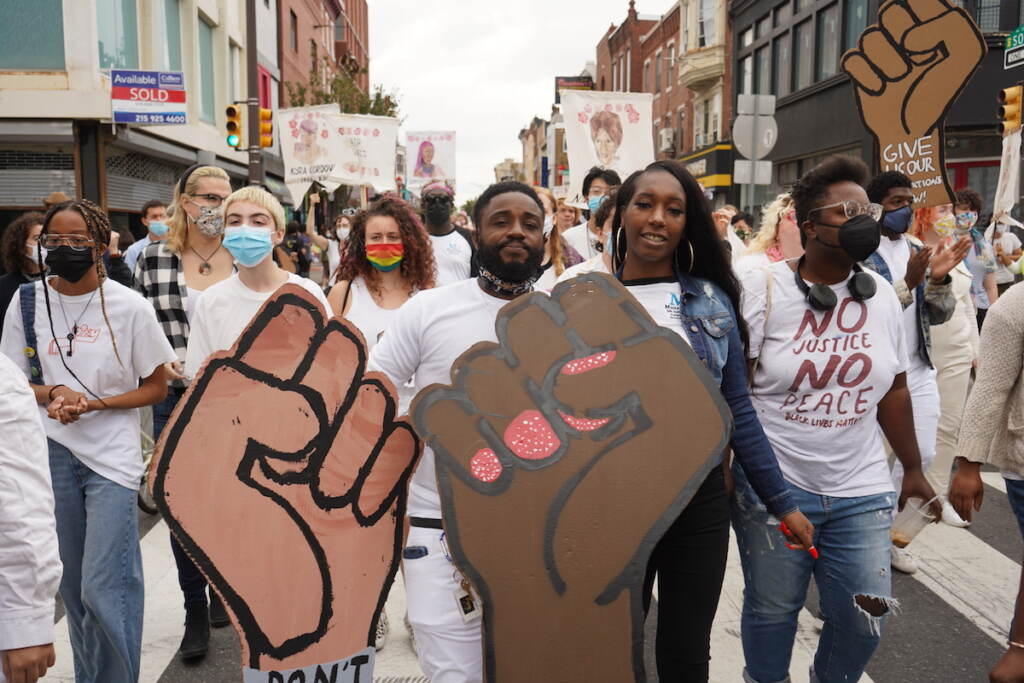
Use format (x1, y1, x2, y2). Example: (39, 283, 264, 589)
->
(406, 131, 457, 192)
(841, 0, 985, 207)
(410, 273, 731, 682)
(150, 285, 420, 677)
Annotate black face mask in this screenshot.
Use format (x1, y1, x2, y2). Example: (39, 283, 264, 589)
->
(816, 214, 880, 262)
(423, 197, 453, 225)
(477, 237, 544, 283)
(45, 246, 95, 283)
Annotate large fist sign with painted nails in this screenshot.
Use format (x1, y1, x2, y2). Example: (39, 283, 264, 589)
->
(151, 285, 419, 682)
(842, 0, 984, 207)
(411, 273, 730, 682)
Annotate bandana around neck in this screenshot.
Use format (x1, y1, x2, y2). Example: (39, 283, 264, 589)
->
(478, 267, 535, 297)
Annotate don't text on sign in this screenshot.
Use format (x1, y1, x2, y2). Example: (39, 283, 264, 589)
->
(110, 70, 187, 125)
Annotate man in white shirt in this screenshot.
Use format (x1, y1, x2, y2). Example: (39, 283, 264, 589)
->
(992, 223, 1022, 295)
(185, 187, 329, 378)
(561, 167, 621, 260)
(368, 180, 546, 683)
(421, 181, 477, 286)
(0, 352, 60, 683)
(124, 200, 169, 275)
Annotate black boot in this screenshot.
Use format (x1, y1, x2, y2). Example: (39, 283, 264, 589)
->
(178, 602, 210, 660)
(209, 591, 230, 628)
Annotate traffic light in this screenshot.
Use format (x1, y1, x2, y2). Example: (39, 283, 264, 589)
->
(998, 85, 1023, 136)
(259, 108, 274, 147)
(225, 104, 243, 148)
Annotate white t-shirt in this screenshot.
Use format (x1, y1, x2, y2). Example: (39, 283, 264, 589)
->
(561, 222, 600, 260)
(875, 236, 931, 387)
(741, 262, 906, 497)
(734, 250, 771, 276)
(185, 272, 330, 378)
(185, 286, 202, 323)
(325, 239, 341, 281)
(0, 279, 176, 490)
(367, 278, 509, 518)
(554, 254, 612, 284)
(623, 279, 693, 348)
(994, 231, 1022, 284)
(429, 230, 474, 286)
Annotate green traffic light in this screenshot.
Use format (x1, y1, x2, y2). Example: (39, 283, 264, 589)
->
(226, 134, 240, 147)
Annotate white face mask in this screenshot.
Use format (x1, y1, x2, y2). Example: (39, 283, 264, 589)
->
(27, 243, 46, 263)
(543, 215, 554, 236)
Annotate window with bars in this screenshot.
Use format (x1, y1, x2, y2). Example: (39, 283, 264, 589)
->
(975, 0, 1000, 31)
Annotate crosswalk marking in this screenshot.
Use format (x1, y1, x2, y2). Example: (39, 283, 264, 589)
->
(982, 471, 1008, 494)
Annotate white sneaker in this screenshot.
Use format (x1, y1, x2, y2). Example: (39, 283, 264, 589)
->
(374, 612, 389, 651)
(941, 498, 970, 528)
(891, 545, 918, 574)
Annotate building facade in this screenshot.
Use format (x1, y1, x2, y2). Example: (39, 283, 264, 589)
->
(494, 158, 524, 183)
(278, 0, 342, 107)
(731, 0, 1023, 215)
(597, 2, 659, 95)
(640, 4, 688, 160)
(519, 117, 549, 187)
(337, 0, 370, 93)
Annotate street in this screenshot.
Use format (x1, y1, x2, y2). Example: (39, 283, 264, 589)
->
(38, 469, 1017, 683)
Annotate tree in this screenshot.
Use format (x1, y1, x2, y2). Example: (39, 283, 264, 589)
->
(285, 56, 400, 118)
(460, 198, 476, 217)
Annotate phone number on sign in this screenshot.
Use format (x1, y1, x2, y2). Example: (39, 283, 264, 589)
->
(125, 113, 187, 124)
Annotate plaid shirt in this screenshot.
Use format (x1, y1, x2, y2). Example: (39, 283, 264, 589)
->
(133, 242, 191, 388)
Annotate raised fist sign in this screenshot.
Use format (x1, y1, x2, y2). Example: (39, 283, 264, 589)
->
(842, 0, 985, 207)
(411, 273, 731, 682)
(151, 285, 419, 681)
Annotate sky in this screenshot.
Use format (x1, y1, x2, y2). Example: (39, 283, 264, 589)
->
(369, 0, 670, 206)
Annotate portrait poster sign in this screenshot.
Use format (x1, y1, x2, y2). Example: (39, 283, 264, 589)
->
(841, 0, 985, 207)
(561, 91, 654, 207)
(410, 273, 730, 682)
(151, 285, 420, 682)
(405, 131, 457, 192)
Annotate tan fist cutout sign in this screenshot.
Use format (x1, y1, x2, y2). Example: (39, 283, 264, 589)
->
(151, 285, 420, 682)
(842, 0, 985, 207)
(411, 273, 731, 682)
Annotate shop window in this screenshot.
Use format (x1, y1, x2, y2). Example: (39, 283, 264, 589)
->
(161, 0, 183, 71)
(773, 35, 791, 97)
(198, 17, 215, 123)
(97, 0, 139, 69)
(0, 0, 64, 69)
(793, 19, 813, 91)
(756, 46, 771, 94)
(845, 0, 868, 51)
(774, 2, 792, 27)
(816, 3, 839, 81)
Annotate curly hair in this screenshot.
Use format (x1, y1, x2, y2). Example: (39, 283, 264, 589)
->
(955, 188, 983, 213)
(2, 211, 45, 273)
(747, 193, 793, 255)
(590, 110, 623, 146)
(335, 196, 436, 295)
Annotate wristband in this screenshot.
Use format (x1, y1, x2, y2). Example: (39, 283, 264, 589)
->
(1009, 640, 1024, 650)
(48, 384, 66, 401)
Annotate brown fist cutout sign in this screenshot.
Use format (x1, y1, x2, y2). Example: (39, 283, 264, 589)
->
(842, 0, 985, 207)
(411, 274, 731, 682)
(151, 285, 420, 681)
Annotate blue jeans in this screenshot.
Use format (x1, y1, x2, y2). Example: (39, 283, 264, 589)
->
(1006, 478, 1024, 542)
(730, 464, 895, 683)
(48, 439, 143, 683)
(153, 388, 209, 607)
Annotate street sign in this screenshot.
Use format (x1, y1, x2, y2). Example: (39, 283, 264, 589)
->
(734, 159, 772, 185)
(1007, 26, 1024, 70)
(733, 115, 778, 160)
(110, 70, 187, 125)
(736, 94, 776, 117)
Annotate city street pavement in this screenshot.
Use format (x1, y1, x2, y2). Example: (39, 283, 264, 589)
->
(41, 470, 1018, 682)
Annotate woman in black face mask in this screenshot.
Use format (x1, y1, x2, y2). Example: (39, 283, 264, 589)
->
(0, 199, 176, 683)
(733, 156, 940, 683)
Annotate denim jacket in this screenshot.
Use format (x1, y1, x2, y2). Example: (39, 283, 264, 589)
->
(618, 270, 797, 518)
(861, 236, 954, 368)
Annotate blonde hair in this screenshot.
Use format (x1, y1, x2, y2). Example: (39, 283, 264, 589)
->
(166, 166, 230, 254)
(222, 186, 286, 233)
(747, 193, 793, 255)
(534, 186, 556, 214)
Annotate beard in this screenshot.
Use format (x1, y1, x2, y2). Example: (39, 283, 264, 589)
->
(477, 238, 544, 283)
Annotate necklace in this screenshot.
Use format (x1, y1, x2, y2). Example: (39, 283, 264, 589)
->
(189, 245, 221, 275)
(477, 267, 536, 298)
(56, 284, 98, 357)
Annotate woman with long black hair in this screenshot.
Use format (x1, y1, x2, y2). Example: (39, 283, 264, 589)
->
(0, 199, 175, 682)
(609, 160, 814, 681)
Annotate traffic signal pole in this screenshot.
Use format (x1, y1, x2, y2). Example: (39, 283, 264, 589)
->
(245, 0, 263, 185)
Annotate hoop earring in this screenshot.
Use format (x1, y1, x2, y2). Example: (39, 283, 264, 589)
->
(615, 227, 626, 263)
(675, 240, 694, 274)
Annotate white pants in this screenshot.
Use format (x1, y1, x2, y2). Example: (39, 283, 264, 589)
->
(891, 373, 940, 513)
(403, 525, 483, 683)
(927, 360, 972, 495)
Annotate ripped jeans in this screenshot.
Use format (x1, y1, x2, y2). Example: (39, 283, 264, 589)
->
(730, 463, 894, 683)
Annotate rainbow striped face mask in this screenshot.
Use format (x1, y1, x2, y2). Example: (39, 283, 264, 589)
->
(365, 242, 404, 272)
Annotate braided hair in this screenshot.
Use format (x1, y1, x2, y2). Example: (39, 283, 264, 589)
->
(42, 199, 124, 368)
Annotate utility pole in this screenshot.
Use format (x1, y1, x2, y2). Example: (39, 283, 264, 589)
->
(245, 0, 263, 185)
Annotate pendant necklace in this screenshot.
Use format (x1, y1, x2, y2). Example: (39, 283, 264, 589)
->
(56, 285, 98, 357)
(189, 245, 221, 275)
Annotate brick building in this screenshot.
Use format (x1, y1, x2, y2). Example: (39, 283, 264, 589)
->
(336, 0, 369, 93)
(596, 1, 658, 94)
(278, 0, 369, 106)
(640, 4, 688, 160)
(519, 117, 548, 187)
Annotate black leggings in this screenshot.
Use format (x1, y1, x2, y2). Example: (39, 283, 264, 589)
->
(643, 466, 730, 682)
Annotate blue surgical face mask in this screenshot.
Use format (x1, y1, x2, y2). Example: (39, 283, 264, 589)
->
(148, 221, 169, 237)
(881, 205, 912, 234)
(587, 195, 606, 214)
(223, 225, 274, 267)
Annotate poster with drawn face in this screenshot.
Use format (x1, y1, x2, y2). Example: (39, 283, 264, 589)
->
(279, 106, 399, 204)
(405, 131, 456, 191)
(561, 91, 654, 206)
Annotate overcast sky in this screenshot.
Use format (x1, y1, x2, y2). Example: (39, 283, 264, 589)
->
(369, 0, 670, 205)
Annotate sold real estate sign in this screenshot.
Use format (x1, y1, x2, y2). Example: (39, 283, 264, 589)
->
(110, 70, 187, 125)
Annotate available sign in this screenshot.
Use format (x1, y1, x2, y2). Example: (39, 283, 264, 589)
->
(1007, 26, 1024, 70)
(110, 70, 187, 125)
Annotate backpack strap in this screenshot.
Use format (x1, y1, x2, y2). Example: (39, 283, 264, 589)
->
(454, 227, 479, 278)
(18, 282, 43, 385)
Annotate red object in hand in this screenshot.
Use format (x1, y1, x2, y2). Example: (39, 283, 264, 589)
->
(779, 521, 819, 560)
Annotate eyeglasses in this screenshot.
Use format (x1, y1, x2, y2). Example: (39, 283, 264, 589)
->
(40, 235, 95, 251)
(188, 193, 229, 207)
(809, 200, 883, 223)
